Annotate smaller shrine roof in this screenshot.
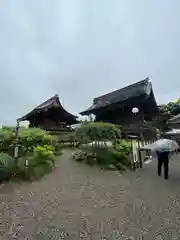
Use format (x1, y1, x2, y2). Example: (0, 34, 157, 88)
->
(18, 94, 78, 124)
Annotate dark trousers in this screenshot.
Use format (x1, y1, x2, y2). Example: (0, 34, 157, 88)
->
(156, 151, 169, 179)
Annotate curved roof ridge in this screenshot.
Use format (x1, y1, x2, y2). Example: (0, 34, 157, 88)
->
(94, 77, 149, 102)
(18, 94, 78, 122)
(80, 77, 158, 116)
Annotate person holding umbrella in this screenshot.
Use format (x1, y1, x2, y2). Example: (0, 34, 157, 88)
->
(143, 135, 179, 180)
(156, 148, 169, 179)
(155, 134, 170, 179)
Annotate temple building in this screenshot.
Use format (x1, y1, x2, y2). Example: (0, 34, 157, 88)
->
(18, 94, 78, 133)
(80, 77, 159, 139)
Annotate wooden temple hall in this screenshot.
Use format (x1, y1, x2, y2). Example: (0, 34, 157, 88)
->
(18, 94, 78, 133)
(80, 77, 159, 140)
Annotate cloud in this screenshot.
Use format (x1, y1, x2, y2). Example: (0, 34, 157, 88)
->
(0, 0, 180, 125)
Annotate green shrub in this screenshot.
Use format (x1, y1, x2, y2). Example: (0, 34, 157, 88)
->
(19, 128, 56, 150)
(26, 145, 55, 172)
(54, 142, 63, 156)
(0, 126, 57, 153)
(30, 163, 53, 180)
(73, 147, 128, 170)
(15, 145, 56, 181)
(73, 136, 132, 171)
(115, 162, 129, 171)
(113, 140, 132, 166)
(72, 150, 96, 166)
(0, 153, 15, 181)
(0, 127, 14, 142)
(109, 148, 131, 167)
(0, 127, 15, 153)
(33, 145, 55, 162)
(75, 122, 121, 143)
(0, 126, 60, 181)
(73, 122, 133, 171)
(116, 140, 131, 154)
(73, 150, 86, 162)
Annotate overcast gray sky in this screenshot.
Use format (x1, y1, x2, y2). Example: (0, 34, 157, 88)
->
(0, 0, 180, 125)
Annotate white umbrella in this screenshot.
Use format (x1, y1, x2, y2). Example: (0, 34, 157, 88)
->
(143, 139, 179, 152)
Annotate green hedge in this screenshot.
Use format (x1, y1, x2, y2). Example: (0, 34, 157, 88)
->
(75, 122, 121, 143)
(0, 126, 63, 182)
(73, 122, 132, 171)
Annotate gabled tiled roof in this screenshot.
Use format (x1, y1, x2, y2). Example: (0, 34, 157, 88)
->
(94, 78, 149, 105)
(18, 94, 78, 122)
(34, 94, 60, 110)
(80, 77, 156, 115)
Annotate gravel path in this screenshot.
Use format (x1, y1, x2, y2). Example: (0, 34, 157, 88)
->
(1, 150, 180, 239)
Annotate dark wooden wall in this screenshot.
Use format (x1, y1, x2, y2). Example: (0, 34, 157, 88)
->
(94, 104, 152, 126)
(94, 102, 157, 140)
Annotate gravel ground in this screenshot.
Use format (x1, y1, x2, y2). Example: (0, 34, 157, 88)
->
(1, 150, 180, 239)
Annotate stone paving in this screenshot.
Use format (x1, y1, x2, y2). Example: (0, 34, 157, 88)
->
(1, 151, 180, 239)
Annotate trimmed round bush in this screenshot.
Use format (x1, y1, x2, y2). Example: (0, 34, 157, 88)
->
(75, 122, 121, 143)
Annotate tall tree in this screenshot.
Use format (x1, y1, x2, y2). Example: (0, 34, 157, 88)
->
(156, 98, 180, 132)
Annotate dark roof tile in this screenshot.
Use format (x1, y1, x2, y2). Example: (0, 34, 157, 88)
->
(80, 77, 153, 115)
(94, 78, 149, 105)
(18, 94, 78, 122)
